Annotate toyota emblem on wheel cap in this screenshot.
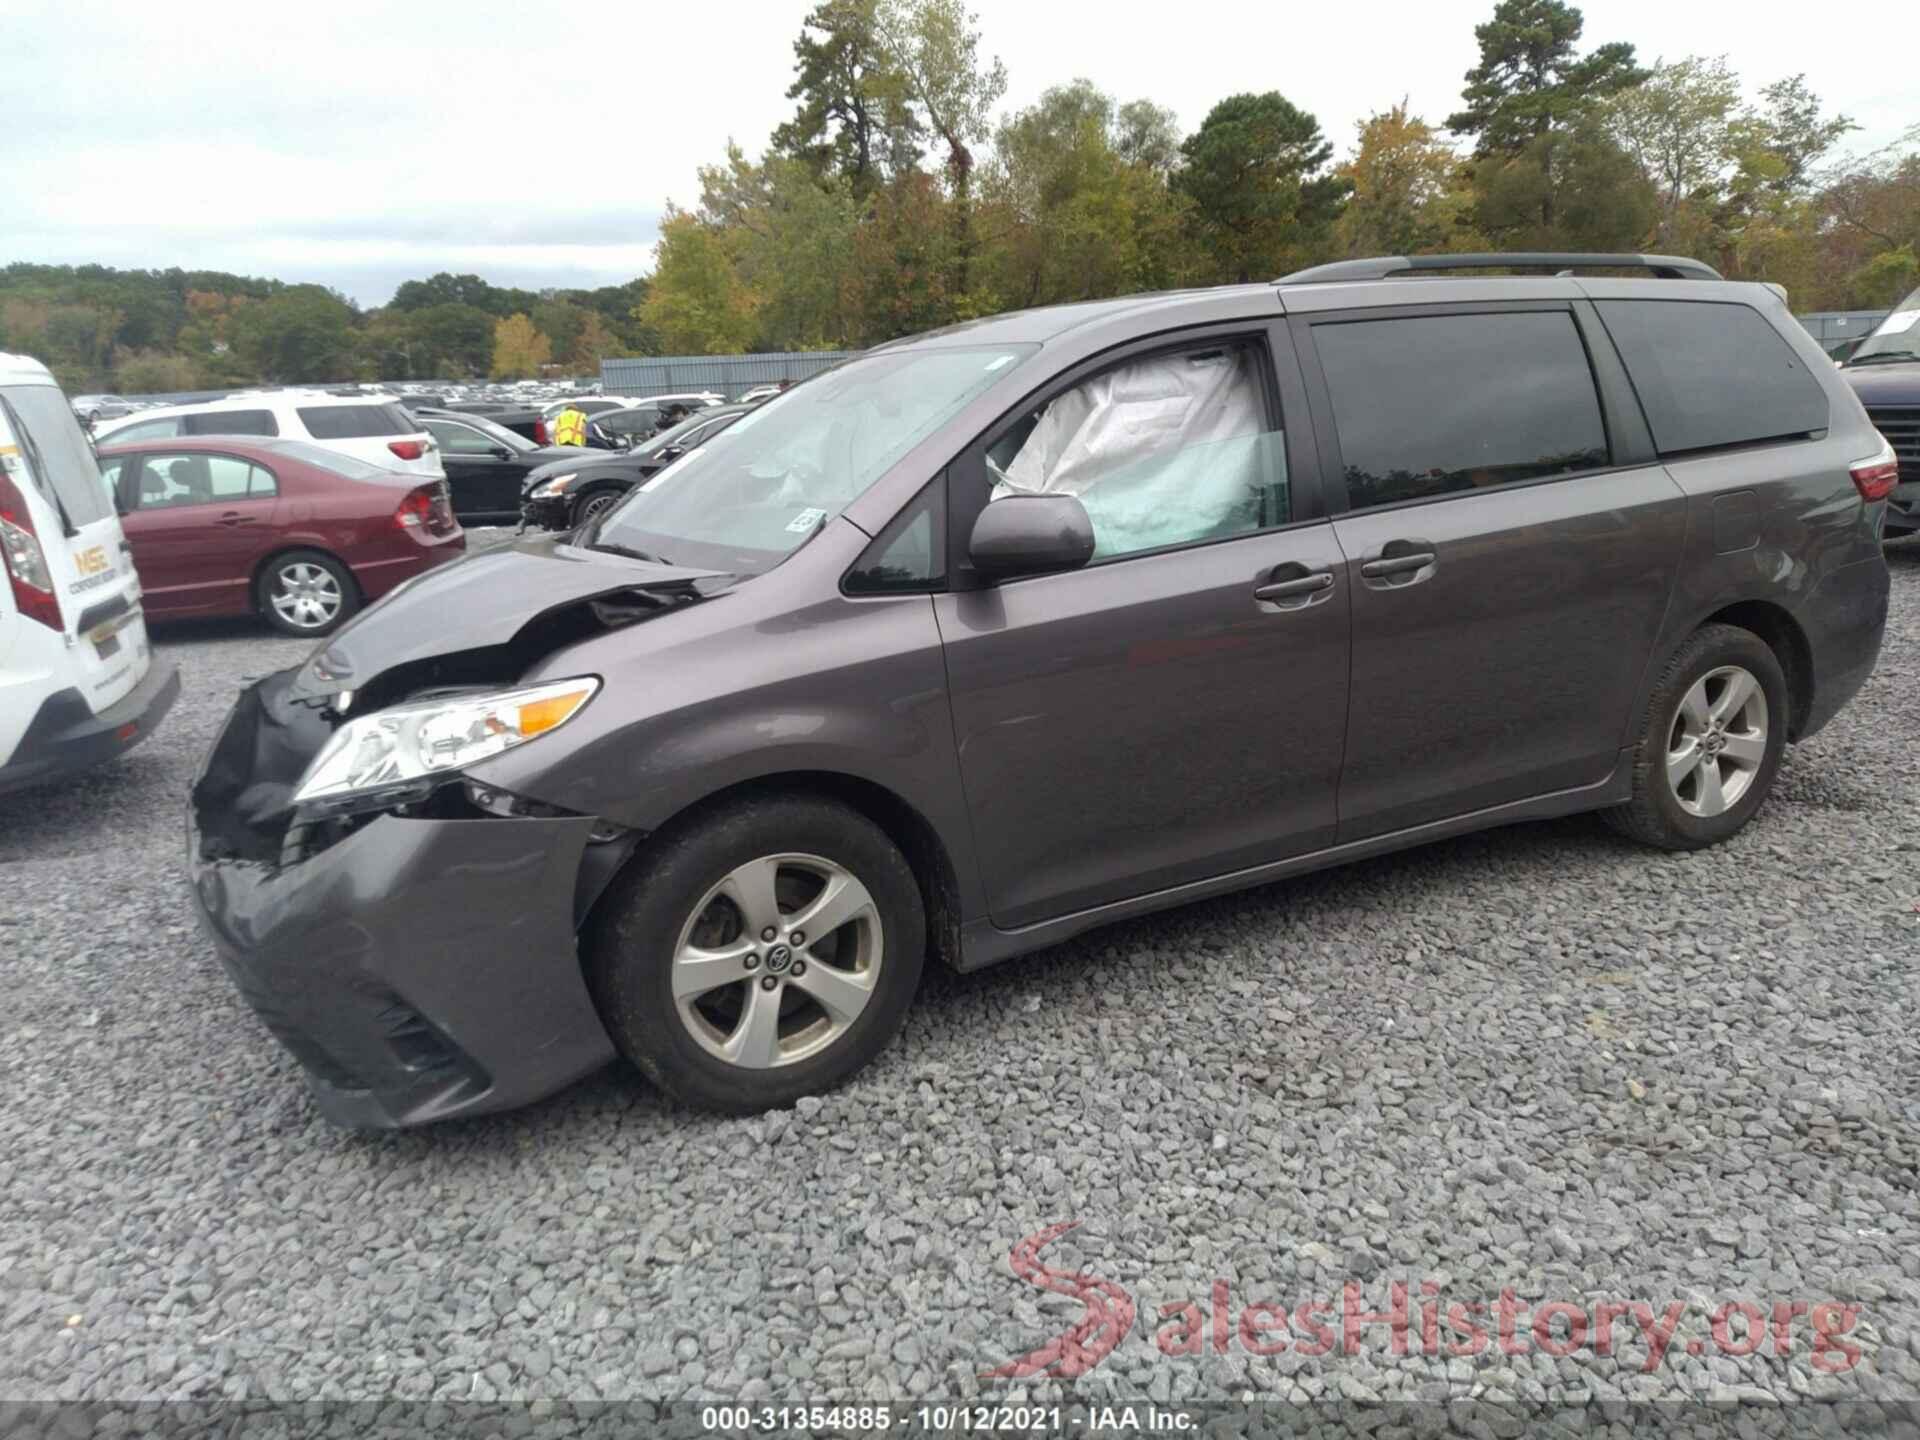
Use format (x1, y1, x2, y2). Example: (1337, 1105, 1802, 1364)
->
(765, 944, 793, 973)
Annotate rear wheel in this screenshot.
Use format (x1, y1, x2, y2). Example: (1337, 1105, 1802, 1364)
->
(588, 794, 925, 1113)
(570, 486, 625, 529)
(256, 549, 358, 636)
(1604, 623, 1788, 850)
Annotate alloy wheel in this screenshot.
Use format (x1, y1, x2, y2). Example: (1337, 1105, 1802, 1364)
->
(270, 562, 343, 631)
(671, 853, 884, 1069)
(1665, 665, 1768, 818)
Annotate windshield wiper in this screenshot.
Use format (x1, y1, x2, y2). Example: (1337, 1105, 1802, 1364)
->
(1846, 350, 1920, 367)
(586, 540, 676, 566)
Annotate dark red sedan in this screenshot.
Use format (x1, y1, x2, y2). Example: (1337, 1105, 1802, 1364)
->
(95, 437, 465, 635)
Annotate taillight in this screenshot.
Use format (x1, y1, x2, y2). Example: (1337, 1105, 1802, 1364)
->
(1850, 438, 1899, 503)
(533, 419, 549, 445)
(0, 469, 63, 631)
(394, 486, 434, 529)
(388, 439, 425, 462)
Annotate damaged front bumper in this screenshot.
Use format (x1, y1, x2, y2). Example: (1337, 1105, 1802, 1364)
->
(519, 495, 573, 531)
(186, 672, 621, 1129)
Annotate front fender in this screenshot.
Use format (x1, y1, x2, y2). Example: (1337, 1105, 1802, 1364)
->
(468, 575, 987, 922)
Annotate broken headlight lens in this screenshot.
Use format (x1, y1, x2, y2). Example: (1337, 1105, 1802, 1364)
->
(528, 472, 578, 498)
(292, 677, 600, 808)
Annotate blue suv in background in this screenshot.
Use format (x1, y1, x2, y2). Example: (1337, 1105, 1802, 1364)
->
(1841, 286, 1920, 537)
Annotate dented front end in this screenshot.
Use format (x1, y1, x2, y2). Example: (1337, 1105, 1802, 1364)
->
(186, 537, 726, 1127)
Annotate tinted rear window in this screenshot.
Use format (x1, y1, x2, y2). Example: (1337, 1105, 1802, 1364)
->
(1314, 310, 1611, 511)
(1596, 300, 1829, 456)
(185, 409, 278, 437)
(0, 383, 116, 528)
(296, 403, 415, 439)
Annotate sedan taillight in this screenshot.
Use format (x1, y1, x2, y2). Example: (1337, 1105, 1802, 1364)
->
(1850, 438, 1899, 503)
(388, 439, 426, 462)
(0, 470, 63, 631)
(394, 486, 434, 529)
(532, 419, 549, 446)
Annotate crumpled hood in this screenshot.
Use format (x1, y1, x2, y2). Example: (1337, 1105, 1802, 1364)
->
(287, 534, 727, 701)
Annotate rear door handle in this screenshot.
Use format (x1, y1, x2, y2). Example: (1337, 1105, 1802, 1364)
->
(1254, 571, 1334, 601)
(1359, 551, 1435, 578)
(216, 512, 257, 527)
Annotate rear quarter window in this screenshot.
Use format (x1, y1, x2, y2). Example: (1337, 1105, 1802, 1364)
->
(296, 403, 415, 440)
(185, 409, 278, 437)
(1595, 300, 1830, 456)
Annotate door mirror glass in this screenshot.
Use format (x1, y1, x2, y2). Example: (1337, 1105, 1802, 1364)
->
(967, 494, 1094, 580)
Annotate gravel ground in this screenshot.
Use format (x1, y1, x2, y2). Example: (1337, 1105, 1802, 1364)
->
(1, 540, 1917, 1422)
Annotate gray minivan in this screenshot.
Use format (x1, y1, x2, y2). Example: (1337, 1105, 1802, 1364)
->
(188, 253, 1893, 1128)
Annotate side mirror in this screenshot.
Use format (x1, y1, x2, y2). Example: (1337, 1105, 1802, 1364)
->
(967, 494, 1095, 580)
(489, 446, 513, 460)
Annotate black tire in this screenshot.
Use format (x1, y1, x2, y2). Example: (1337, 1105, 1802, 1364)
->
(587, 793, 926, 1113)
(1603, 623, 1789, 851)
(569, 486, 626, 530)
(255, 549, 359, 637)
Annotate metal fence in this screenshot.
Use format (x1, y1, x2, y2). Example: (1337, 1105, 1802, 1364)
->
(1796, 311, 1888, 350)
(600, 350, 858, 396)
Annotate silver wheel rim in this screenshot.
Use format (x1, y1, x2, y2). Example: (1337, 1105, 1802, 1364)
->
(671, 852, 883, 1069)
(1666, 665, 1768, 818)
(579, 493, 617, 523)
(270, 561, 343, 630)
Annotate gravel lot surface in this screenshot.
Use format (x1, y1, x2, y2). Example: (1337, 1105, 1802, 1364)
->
(2, 539, 1917, 1422)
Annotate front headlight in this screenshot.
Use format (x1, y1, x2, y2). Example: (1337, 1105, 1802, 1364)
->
(292, 677, 600, 809)
(529, 472, 578, 499)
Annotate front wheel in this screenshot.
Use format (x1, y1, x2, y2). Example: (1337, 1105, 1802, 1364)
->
(257, 550, 358, 636)
(570, 486, 625, 529)
(588, 794, 926, 1113)
(1603, 623, 1788, 851)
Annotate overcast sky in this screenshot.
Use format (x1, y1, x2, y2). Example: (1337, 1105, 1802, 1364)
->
(8, 0, 1913, 307)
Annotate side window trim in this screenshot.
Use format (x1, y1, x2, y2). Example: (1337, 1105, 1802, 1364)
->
(842, 472, 949, 597)
(1294, 300, 1626, 519)
(943, 319, 1322, 588)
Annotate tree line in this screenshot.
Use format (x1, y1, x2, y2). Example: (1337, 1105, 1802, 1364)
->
(4, 0, 1915, 391)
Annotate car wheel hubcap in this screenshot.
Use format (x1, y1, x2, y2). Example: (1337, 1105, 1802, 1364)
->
(270, 563, 343, 629)
(580, 494, 616, 522)
(1666, 665, 1767, 818)
(671, 853, 883, 1069)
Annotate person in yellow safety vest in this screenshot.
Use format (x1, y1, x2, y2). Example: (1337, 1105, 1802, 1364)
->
(552, 405, 590, 446)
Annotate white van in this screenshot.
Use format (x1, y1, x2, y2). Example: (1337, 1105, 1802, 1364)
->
(1, 352, 178, 796)
(92, 392, 443, 480)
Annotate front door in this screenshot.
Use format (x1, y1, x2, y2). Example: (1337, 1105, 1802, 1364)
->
(425, 420, 523, 519)
(934, 327, 1351, 930)
(1298, 304, 1688, 841)
(119, 451, 281, 615)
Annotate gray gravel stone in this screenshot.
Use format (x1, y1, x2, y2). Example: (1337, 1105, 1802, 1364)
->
(0, 540, 1917, 1421)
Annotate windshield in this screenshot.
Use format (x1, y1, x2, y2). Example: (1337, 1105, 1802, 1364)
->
(0, 383, 115, 529)
(1849, 288, 1920, 363)
(632, 408, 738, 459)
(593, 345, 1034, 573)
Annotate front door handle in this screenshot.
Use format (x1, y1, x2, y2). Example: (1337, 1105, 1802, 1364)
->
(1359, 551, 1435, 578)
(1254, 571, 1333, 601)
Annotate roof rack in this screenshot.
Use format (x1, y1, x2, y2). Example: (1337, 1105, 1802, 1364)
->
(1275, 252, 1723, 284)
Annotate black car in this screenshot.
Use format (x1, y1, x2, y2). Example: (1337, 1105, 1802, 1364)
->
(519, 403, 752, 530)
(1838, 284, 1920, 537)
(414, 410, 586, 523)
(408, 400, 547, 445)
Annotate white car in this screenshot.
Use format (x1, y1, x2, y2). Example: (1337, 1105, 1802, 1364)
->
(92, 392, 443, 480)
(0, 353, 179, 796)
